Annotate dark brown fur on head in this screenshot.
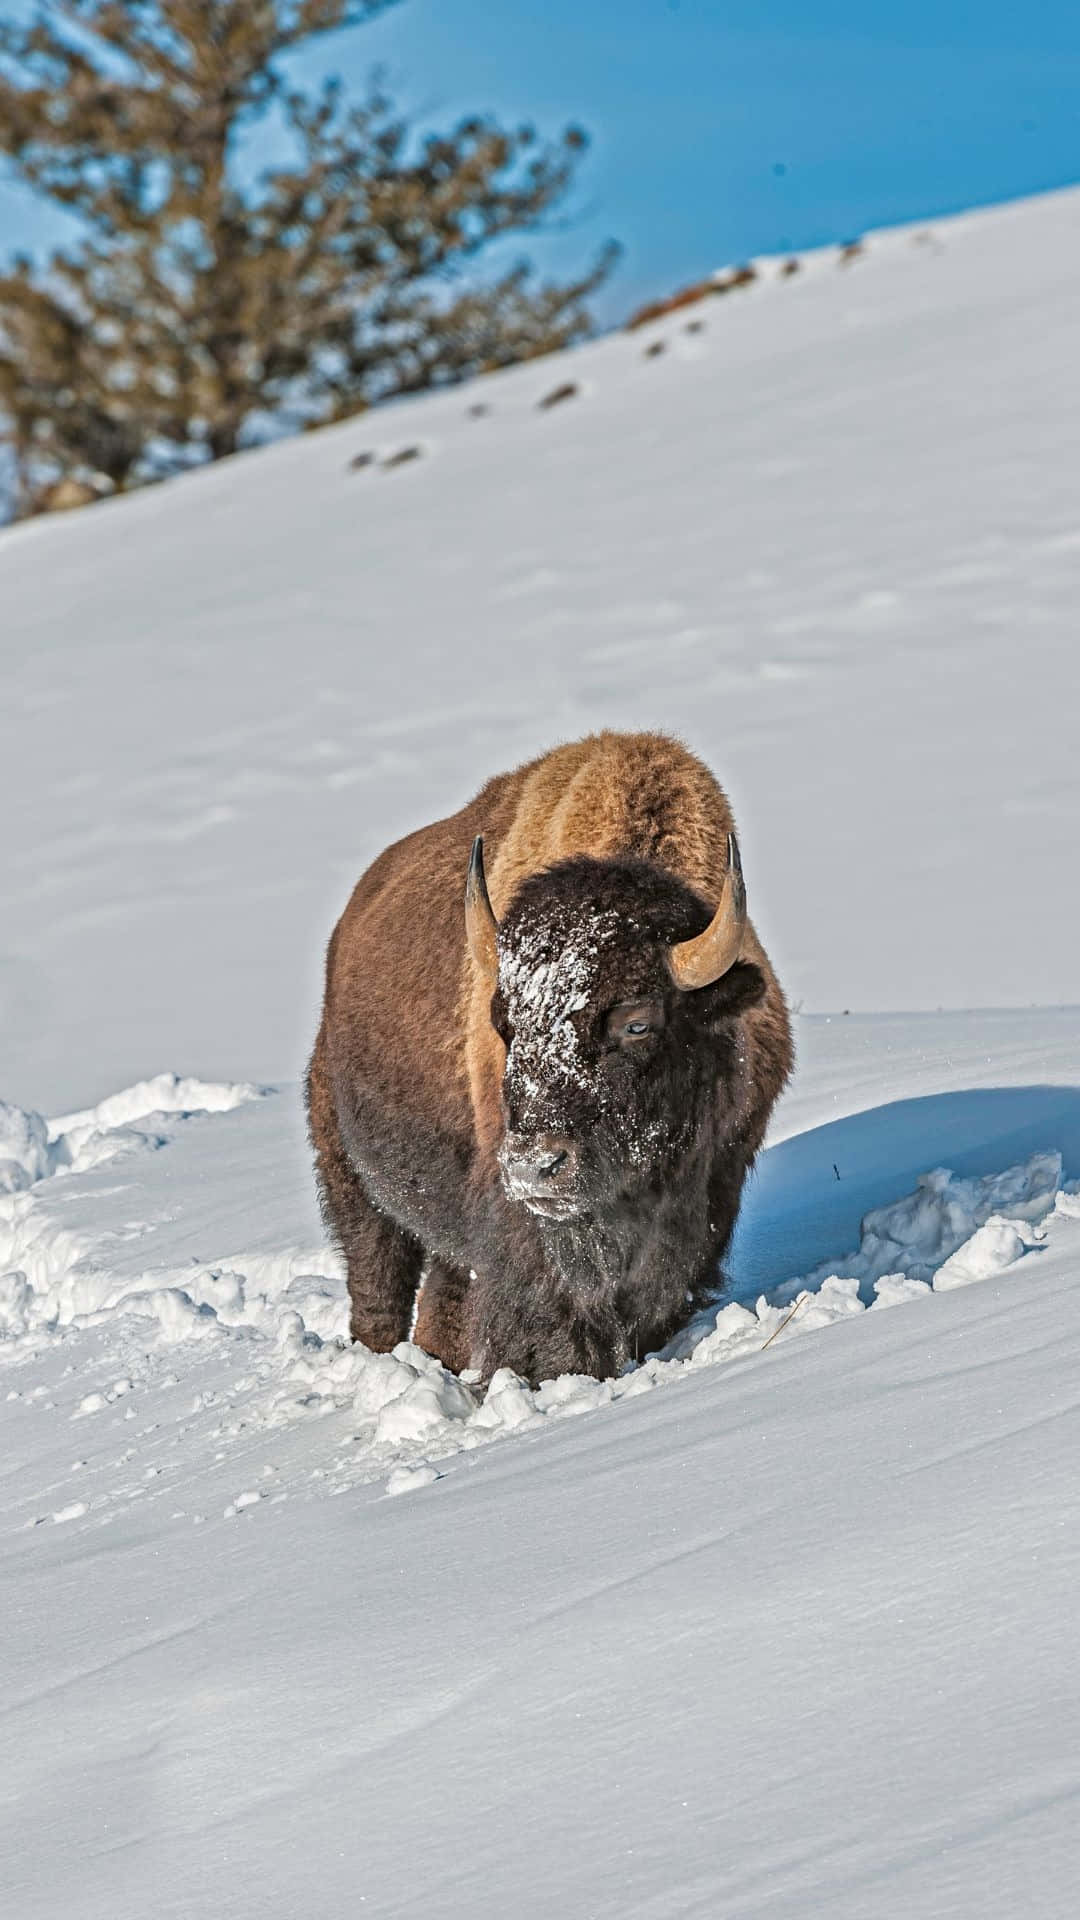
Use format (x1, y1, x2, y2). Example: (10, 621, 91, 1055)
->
(307, 733, 792, 1387)
(491, 855, 766, 1216)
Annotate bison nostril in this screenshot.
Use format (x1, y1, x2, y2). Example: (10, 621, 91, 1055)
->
(539, 1148, 569, 1180)
(500, 1133, 576, 1199)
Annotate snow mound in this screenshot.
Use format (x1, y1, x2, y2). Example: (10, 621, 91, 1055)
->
(760, 1152, 1061, 1308)
(50, 1072, 265, 1138)
(0, 1104, 54, 1193)
(933, 1215, 1033, 1290)
(0, 1073, 266, 1201)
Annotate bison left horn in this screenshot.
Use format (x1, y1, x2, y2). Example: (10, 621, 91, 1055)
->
(667, 832, 747, 990)
(465, 835, 500, 984)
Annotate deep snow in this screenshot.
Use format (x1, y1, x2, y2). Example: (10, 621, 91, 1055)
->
(2, 1017, 1080, 1917)
(3, 186, 1080, 1917)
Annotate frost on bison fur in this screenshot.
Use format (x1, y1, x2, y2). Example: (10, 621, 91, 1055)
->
(307, 733, 792, 1387)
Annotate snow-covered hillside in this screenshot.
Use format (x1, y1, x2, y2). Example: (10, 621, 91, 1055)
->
(2, 188, 1080, 1917)
(3, 189, 1080, 1111)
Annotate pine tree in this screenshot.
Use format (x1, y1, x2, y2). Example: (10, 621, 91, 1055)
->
(0, 1, 615, 512)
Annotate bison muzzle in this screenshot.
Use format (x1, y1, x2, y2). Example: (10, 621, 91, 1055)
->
(307, 732, 792, 1386)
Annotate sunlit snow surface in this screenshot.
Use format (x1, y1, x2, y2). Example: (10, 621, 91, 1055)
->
(2, 1014, 1080, 1915)
(2, 188, 1080, 1917)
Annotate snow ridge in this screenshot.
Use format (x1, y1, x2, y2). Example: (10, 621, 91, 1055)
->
(0, 1073, 265, 1194)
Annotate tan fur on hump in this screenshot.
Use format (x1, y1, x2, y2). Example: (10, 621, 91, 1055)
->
(485, 732, 735, 917)
(464, 733, 761, 1153)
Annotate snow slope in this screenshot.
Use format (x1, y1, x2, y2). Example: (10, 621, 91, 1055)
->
(2, 1013, 1080, 1916)
(3, 187, 1080, 1916)
(3, 189, 1080, 1109)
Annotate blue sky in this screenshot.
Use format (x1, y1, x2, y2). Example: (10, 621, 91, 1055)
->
(2, 0, 1079, 321)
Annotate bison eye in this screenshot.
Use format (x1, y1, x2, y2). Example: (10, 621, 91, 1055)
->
(607, 1000, 665, 1045)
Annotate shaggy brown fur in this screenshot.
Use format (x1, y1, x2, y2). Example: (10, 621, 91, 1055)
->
(307, 732, 792, 1386)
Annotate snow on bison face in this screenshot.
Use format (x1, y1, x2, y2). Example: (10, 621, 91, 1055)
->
(469, 852, 766, 1223)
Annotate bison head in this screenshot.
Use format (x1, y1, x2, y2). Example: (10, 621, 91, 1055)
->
(465, 837, 766, 1223)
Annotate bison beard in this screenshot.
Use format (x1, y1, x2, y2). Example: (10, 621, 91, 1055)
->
(307, 733, 792, 1387)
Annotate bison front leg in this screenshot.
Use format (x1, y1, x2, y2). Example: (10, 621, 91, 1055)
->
(467, 1269, 606, 1389)
(341, 1204, 425, 1351)
(307, 1028, 422, 1350)
(413, 1259, 473, 1375)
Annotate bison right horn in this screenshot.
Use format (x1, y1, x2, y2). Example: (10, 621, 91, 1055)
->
(465, 835, 500, 986)
(666, 832, 747, 990)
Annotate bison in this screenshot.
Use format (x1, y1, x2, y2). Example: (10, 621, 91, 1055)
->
(307, 732, 792, 1387)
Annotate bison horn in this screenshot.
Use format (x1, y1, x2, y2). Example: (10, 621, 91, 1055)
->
(465, 835, 500, 984)
(667, 832, 747, 990)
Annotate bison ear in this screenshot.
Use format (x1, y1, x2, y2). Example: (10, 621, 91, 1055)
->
(667, 833, 746, 991)
(465, 835, 500, 987)
(705, 960, 766, 1020)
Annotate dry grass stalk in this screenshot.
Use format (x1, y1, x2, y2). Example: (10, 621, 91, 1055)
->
(760, 1290, 810, 1351)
